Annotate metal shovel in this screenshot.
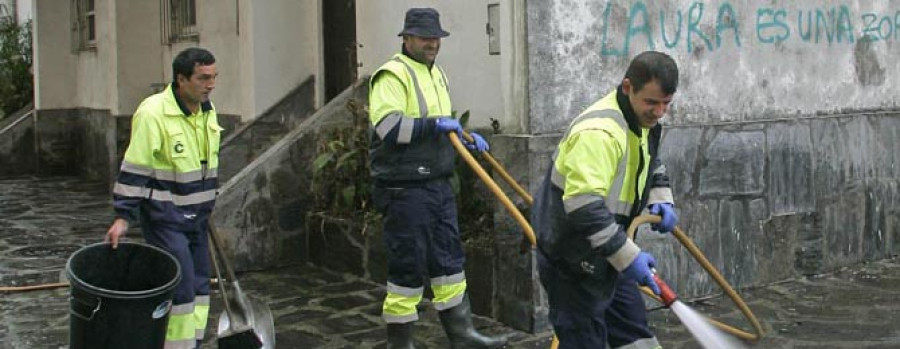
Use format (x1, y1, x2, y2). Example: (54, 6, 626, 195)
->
(208, 222, 276, 348)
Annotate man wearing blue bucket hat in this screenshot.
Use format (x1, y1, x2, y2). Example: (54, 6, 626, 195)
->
(105, 47, 221, 349)
(368, 7, 506, 349)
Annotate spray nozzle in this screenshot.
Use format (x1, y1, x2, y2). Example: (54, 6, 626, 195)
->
(651, 270, 678, 307)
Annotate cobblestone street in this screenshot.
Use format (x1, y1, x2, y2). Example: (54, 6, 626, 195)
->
(1, 176, 899, 348)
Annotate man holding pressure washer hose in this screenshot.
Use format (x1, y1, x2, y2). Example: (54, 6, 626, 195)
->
(533, 51, 680, 349)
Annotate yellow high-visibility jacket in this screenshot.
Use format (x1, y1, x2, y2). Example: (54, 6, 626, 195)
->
(368, 53, 455, 182)
(113, 84, 223, 230)
(534, 88, 673, 298)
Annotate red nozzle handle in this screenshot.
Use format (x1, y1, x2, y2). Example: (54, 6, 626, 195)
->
(652, 274, 677, 307)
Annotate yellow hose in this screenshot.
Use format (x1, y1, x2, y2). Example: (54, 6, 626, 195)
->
(0, 282, 69, 292)
(460, 131, 534, 206)
(449, 132, 764, 347)
(448, 133, 535, 246)
(628, 215, 765, 341)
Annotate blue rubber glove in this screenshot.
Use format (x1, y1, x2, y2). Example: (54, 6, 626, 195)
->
(622, 252, 661, 295)
(648, 203, 678, 233)
(435, 117, 462, 136)
(465, 132, 490, 152)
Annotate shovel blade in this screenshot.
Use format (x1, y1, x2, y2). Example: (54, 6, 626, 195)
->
(217, 296, 276, 349)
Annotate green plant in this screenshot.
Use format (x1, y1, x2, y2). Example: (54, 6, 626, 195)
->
(0, 18, 32, 117)
(310, 99, 372, 215)
(308, 104, 495, 240)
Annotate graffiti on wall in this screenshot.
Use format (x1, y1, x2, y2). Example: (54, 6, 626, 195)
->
(600, 1, 900, 56)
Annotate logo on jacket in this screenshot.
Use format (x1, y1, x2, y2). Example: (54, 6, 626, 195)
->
(580, 261, 595, 274)
(174, 142, 185, 154)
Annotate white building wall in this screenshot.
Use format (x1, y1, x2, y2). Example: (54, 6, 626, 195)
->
(64, 0, 115, 111)
(114, 0, 164, 116)
(0, 0, 12, 19)
(158, 0, 320, 121)
(34, 0, 117, 112)
(0, 0, 30, 22)
(159, 0, 242, 118)
(16, 0, 29, 21)
(33, 0, 77, 110)
(357, 1, 518, 132)
(250, 0, 320, 118)
(35, 0, 318, 121)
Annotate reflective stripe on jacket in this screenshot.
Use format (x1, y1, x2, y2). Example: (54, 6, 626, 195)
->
(113, 84, 222, 230)
(552, 90, 650, 218)
(534, 89, 669, 298)
(368, 53, 456, 182)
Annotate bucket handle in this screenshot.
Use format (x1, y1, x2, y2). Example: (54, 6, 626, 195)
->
(70, 296, 102, 321)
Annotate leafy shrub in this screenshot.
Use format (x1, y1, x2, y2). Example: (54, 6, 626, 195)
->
(0, 18, 32, 118)
(310, 99, 372, 215)
(309, 103, 495, 239)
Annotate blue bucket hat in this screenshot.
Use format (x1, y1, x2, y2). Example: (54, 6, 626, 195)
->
(398, 8, 450, 38)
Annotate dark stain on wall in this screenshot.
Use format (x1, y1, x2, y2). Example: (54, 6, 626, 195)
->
(854, 37, 885, 86)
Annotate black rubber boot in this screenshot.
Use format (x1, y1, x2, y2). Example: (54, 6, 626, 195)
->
(387, 322, 416, 349)
(438, 294, 509, 349)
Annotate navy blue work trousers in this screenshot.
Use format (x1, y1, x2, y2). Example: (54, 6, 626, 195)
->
(373, 179, 465, 289)
(140, 215, 211, 306)
(538, 251, 655, 349)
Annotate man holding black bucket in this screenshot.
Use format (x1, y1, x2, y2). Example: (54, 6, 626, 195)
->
(106, 47, 221, 349)
(368, 7, 507, 349)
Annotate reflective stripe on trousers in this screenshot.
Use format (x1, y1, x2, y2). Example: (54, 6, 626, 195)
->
(373, 180, 467, 323)
(141, 214, 211, 347)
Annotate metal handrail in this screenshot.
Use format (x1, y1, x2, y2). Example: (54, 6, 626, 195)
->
(0, 109, 34, 136)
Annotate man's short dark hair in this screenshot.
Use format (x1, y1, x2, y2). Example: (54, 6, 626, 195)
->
(624, 51, 678, 95)
(172, 48, 216, 86)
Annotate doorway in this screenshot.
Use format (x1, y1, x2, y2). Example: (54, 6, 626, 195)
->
(322, 0, 357, 102)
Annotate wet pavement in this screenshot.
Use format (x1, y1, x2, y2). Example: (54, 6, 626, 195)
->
(1, 176, 899, 348)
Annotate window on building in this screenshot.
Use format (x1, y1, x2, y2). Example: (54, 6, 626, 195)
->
(161, 0, 198, 44)
(0, 3, 13, 21)
(70, 0, 96, 51)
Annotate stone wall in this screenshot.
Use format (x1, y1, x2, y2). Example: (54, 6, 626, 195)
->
(489, 135, 558, 332)
(0, 109, 35, 177)
(21, 108, 241, 187)
(212, 81, 368, 271)
(33, 109, 114, 182)
(488, 111, 900, 332)
(644, 113, 900, 296)
(507, 2, 900, 330)
(217, 76, 316, 184)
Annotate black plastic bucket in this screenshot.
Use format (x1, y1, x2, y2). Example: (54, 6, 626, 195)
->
(66, 242, 182, 349)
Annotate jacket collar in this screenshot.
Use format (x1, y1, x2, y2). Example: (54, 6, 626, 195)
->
(616, 84, 642, 136)
(166, 83, 212, 117)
